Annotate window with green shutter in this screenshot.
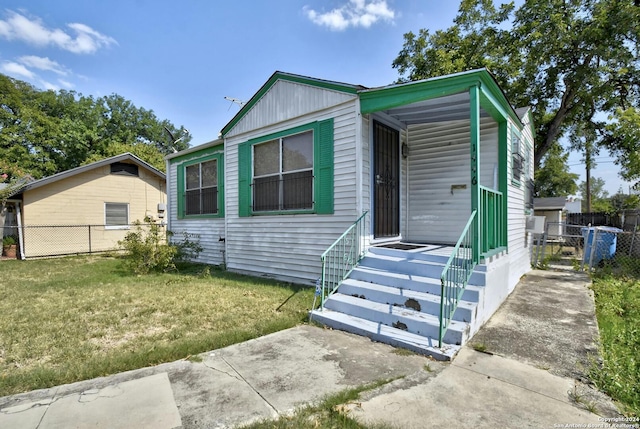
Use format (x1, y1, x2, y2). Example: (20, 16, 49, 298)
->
(238, 119, 334, 216)
(176, 150, 225, 219)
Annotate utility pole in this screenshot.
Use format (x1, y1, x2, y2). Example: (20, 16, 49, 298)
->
(585, 141, 592, 213)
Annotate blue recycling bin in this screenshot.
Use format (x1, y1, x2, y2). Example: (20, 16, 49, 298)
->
(582, 226, 622, 265)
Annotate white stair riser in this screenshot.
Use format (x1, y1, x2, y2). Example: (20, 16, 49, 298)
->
(350, 268, 482, 302)
(339, 281, 476, 323)
(310, 311, 455, 361)
(324, 296, 467, 345)
(359, 256, 486, 286)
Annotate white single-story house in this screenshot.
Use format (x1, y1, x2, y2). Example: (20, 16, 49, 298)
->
(534, 197, 582, 237)
(166, 69, 535, 359)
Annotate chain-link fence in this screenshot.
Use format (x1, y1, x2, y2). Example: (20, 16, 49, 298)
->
(1, 224, 165, 259)
(532, 220, 640, 276)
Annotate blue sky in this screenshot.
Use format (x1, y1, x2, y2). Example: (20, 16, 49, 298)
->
(0, 0, 630, 195)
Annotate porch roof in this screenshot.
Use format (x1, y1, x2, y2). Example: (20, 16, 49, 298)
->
(358, 69, 523, 128)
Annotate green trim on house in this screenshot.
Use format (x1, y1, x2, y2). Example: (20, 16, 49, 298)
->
(237, 118, 334, 217)
(169, 142, 223, 164)
(359, 69, 521, 127)
(175, 149, 225, 219)
(470, 85, 481, 263)
(510, 125, 523, 187)
(498, 120, 509, 251)
(221, 72, 360, 137)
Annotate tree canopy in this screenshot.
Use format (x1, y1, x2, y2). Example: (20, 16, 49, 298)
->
(392, 0, 640, 180)
(534, 142, 579, 197)
(0, 73, 190, 182)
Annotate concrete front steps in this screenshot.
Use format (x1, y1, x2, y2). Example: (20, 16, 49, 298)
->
(310, 245, 487, 361)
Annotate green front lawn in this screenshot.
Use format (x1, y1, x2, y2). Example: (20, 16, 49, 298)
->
(0, 256, 314, 396)
(590, 268, 640, 417)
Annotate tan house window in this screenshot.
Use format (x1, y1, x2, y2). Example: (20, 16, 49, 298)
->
(105, 203, 129, 228)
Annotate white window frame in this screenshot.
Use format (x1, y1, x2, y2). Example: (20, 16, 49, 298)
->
(105, 202, 130, 229)
(251, 130, 314, 212)
(185, 159, 218, 215)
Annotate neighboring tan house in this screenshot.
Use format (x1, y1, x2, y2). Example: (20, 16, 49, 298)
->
(533, 197, 582, 237)
(166, 69, 536, 359)
(2, 153, 166, 259)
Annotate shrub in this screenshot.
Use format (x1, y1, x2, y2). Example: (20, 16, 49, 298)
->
(118, 218, 202, 274)
(2, 235, 16, 246)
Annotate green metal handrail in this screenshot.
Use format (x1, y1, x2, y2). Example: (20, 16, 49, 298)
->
(479, 186, 505, 253)
(319, 211, 368, 309)
(439, 210, 477, 348)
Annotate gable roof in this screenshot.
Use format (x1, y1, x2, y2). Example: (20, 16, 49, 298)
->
(221, 71, 366, 137)
(359, 68, 523, 127)
(7, 153, 165, 197)
(221, 69, 525, 139)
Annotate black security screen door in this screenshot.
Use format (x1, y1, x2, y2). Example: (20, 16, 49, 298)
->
(373, 121, 400, 238)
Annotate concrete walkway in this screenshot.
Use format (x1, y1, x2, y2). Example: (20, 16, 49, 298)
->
(0, 269, 629, 428)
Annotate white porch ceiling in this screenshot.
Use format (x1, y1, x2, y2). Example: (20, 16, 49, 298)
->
(381, 92, 490, 125)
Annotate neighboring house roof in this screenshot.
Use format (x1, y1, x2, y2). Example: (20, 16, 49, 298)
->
(534, 197, 570, 210)
(515, 107, 531, 120)
(7, 153, 165, 198)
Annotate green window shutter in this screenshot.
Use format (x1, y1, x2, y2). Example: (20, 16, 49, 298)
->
(315, 118, 334, 214)
(218, 154, 225, 217)
(238, 142, 251, 217)
(176, 164, 185, 219)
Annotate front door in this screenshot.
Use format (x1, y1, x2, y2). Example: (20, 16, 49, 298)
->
(373, 121, 400, 238)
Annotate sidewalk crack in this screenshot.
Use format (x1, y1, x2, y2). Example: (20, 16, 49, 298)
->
(35, 386, 59, 429)
(202, 359, 243, 381)
(219, 355, 279, 416)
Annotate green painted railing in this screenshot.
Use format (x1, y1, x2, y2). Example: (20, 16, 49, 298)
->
(439, 210, 477, 348)
(479, 186, 505, 253)
(319, 211, 368, 308)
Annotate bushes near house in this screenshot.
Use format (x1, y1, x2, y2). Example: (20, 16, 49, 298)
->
(118, 218, 202, 274)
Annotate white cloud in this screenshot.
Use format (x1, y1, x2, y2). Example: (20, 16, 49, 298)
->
(58, 78, 74, 89)
(39, 79, 59, 91)
(304, 0, 395, 31)
(18, 55, 69, 75)
(1, 61, 35, 79)
(0, 10, 117, 54)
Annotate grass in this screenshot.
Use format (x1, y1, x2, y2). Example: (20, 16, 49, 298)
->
(471, 342, 488, 353)
(240, 379, 398, 429)
(567, 384, 599, 415)
(589, 265, 640, 417)
(0, 255, 314, 397)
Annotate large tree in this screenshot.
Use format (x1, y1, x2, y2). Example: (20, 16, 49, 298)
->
(534, 142, 579, 197)
(392, 0, 640, 170)
(0, 74, 190, 178)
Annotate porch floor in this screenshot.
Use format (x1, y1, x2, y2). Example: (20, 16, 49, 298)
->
(374, 242, 456, 258)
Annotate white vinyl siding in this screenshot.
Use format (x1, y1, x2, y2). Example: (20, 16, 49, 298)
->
(168, 147, 226, 266)
(225, 99, 359, 284)
(507, 114, 535, 288)
(404, 116, 498, 244)
(225, 80, 357, 138)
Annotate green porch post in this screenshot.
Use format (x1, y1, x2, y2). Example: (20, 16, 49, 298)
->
(470, 85, 481, 263)
(498, 120, 508, 248)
